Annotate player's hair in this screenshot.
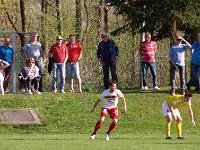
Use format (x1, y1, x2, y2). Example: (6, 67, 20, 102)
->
(109, 81, 117, 86)
(185, 92, 192, 98)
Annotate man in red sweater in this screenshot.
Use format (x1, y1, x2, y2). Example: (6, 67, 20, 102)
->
(48, 36, 68, 93)
(140, 32, 159, 90)
(66, 35, 82, 93)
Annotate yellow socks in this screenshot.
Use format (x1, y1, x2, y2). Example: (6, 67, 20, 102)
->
(166, 123, 171, 137)
(176, 122, 182, 137)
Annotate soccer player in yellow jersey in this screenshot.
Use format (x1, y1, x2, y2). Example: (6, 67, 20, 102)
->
(162, 93, 195, 140)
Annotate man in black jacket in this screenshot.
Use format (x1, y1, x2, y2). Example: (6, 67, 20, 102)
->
(97, 33, 119, 89)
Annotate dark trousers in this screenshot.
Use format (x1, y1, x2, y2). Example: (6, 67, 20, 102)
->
(4, 65, 12, 91)
(35, 59, 43, 91)
(187, 64, 200, 91)
(26, 77, 39, 91)
(102, 63, 118, 89)
(170, 64, 185, 90)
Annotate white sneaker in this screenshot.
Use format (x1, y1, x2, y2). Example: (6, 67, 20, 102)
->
(37, 91, 41, 95)
(105, 133, 109, 141)
(154, 86, 160, 90)
(90, 134, 96, 140)
(54, 90, 57, 93)
(61, 90, 65, 93)
(20, 89, 26, 93)
(28, 90, 32, 95)
(143, 86, 148, 90)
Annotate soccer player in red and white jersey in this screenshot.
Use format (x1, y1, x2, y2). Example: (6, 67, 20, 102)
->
(90, 81, 127, 140)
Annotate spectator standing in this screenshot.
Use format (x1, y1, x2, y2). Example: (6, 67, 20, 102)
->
(23, 32, 43, 92)
(48, 36, 68, 93)
(169, 36, 192, 95)
(0, 37, 14, 92)
(97, 32, 119, 89)
(140, 32, 159, 90)
(187, 35, 200, 92)
(66, 35, 82, 93)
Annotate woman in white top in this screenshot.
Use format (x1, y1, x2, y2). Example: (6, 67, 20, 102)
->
(24, 57, 40, 95)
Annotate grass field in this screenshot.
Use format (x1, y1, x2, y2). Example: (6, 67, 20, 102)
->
(0, 89, 200, 150)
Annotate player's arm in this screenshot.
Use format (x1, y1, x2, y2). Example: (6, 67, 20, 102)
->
(120, 94, 127, 113)
(90, 98, 101, 113)
(188, 106, 195, 126)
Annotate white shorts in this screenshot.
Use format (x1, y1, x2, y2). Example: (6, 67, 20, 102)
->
(162, 101, 180, 117)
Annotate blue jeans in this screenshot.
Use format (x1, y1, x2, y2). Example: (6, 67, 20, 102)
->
(102, 63, 118, 89)
(53, 63, 65, 91)
(142, 62, 158, 87)
(187, 64, 200, 90)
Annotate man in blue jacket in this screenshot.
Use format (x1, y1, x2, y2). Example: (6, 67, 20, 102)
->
(0, 37, 14, 92)
(97, 32, 119, 89)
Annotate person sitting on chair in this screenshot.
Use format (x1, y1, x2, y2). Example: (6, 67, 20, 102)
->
(24, 57, 41, 95)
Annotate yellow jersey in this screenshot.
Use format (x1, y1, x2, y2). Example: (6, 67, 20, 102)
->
(166, 94, 191, 109)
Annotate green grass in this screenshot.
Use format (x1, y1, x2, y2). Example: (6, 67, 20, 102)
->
(0, 90, 200, 149)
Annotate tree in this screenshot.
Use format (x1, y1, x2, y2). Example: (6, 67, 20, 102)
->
(56, 0, 63, 35)
(75, 0, 82, 41)
(106, 0, 200, 43)
(41, 0, 49, 54)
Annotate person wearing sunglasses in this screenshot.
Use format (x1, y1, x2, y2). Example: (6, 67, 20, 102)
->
(97, 32, 119, 89)
(169, 35, 192, 95)
(48, 36, 68, 93)
(24, 57, 40, 95)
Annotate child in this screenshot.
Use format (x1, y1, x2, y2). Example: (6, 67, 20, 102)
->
(0, 59, 9, 95)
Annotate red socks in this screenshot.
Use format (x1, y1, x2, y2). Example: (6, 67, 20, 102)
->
(107, 122, 116, 134)
(93, 121, 102, 135)
(92, 121, 116, 135)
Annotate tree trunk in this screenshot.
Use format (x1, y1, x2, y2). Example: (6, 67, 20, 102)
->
(19, 0, 26, 47)
(82, 0, 90, 45)
(56, 0, 63, 36)
(41, 0, 49, 55)
(170, 20, 177, 46)
(103, 5, 108, 32)
(75, 0, 82, 42)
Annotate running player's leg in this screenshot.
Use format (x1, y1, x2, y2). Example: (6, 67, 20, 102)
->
(105, 108, 118, 141)
(91, 108, 107, 136)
